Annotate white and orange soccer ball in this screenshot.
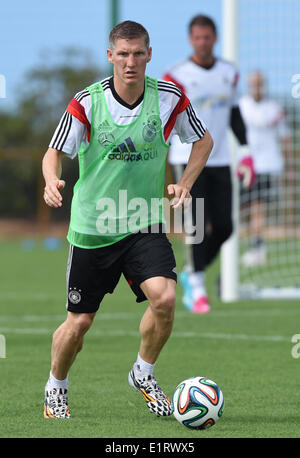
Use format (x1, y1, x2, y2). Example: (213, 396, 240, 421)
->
(172, 377, 224, 429)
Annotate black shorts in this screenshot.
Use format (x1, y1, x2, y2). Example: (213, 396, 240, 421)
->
(66, 229, 177, 313)
(240, 174, 280, 204)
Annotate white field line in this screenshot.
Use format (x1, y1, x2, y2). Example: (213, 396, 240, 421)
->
(0, 305, 297, 343)
(0, 307, 300, 324)
(0, 326, 291, 343)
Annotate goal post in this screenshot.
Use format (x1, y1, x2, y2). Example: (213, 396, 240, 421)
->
(220, 0, 240, 302)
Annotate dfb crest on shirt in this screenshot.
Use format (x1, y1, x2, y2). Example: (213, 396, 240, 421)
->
(142, 114, 161, 142)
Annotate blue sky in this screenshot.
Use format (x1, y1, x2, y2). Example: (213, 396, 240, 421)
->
(0, 0, 298, 110)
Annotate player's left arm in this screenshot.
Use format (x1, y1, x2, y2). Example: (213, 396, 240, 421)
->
(168, 130, 213, 208)
(159, 81, 212, 206)
(231, 69, 255, 188)
(230, 105, 247, 146)
(229, 68, 246, 145)
(231, 104, 256, 188)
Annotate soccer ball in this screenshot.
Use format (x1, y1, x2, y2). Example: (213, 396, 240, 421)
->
(172, 377, 224, 429)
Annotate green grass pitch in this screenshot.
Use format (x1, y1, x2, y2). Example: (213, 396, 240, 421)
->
(0, 237, 299, 438)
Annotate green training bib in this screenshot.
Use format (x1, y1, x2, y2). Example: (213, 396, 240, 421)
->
(67, 76, 170, 248)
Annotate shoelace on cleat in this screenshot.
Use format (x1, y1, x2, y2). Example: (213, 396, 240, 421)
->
(138, 375, 167, 401)
(47, 388, 69, 414)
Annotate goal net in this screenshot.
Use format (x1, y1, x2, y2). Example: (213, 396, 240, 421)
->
(221, 0, 300, 300)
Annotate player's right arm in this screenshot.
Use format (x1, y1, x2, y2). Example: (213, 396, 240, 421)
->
(43, 89, 91, 208)
(42, 147, 65, 208)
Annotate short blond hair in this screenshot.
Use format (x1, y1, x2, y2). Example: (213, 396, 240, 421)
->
(109, 20, 150, 50)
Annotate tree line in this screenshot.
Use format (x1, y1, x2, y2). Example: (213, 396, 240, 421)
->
(0, 47, 108, 221)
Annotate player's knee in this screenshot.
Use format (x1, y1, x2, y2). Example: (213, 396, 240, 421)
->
(151, 288, 176, 320)
(68, 313, 95, 340)
(76, 313, 95, 334)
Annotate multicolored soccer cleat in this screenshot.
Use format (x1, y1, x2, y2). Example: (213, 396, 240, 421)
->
(44, 387, 71, 419)
(180, 271, 211, 314)
(128, 368, 173, 417)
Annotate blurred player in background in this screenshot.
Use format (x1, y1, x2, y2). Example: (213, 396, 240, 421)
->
(239, 71, 291, 267)
(163, 15, 250, 313)
(42, 20, 213, 419)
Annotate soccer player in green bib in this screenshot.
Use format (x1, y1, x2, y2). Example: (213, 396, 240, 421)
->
(42, 20, 213, 419)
